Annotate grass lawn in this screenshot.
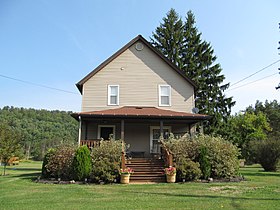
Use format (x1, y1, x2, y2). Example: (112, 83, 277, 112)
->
(0, 162, 279, 210)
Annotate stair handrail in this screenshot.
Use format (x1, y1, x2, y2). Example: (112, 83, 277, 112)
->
(160, 139, 173, 167)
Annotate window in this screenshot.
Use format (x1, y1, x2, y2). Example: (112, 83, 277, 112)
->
(159, 85, 171, 106)
(98, 125, 116, 140)
(108, 85, 119, 105)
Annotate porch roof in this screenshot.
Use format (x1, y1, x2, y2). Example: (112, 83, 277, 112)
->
(71, 106, 211, 121)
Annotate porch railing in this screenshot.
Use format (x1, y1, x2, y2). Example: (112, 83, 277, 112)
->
(80, 139, 101, 148)
(160, 140, 173, 167)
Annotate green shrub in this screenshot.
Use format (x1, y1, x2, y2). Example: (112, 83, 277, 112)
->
(253, 137, 280, 171)
(164, 135, 199, 160)
(44, 144, 76, 179)
(165, 134, 240, 179)
(91, 140, 123, 183)
(41, 148, 56, 178)
(195, 135, 240, 178)
(198, 146, 211, 179)
(176, 158, 201, 181)
(91, 158, 120, 183)
(72, 145, 92, 181)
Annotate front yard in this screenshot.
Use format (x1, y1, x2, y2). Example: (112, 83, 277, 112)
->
(0, 161, 279, 210)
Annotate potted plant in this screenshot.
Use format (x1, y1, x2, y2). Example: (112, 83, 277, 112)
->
(164, 166, 176, 183)
(119, 167, 133, 184)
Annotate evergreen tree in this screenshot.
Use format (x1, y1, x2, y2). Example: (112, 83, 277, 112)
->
(151, 8, 184, 68)
(151, 9, 235, 134)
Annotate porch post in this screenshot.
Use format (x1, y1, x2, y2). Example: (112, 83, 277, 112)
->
(121, 119, 125, 140)
(78, 116, 82, 146)
(160, 120, 163, 137)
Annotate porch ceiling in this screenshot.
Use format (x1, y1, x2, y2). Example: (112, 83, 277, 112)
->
(71, 106, 211, 122)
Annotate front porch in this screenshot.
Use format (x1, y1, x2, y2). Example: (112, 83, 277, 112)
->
(72, 106, 210, 158)
(79, 120, 193, 158)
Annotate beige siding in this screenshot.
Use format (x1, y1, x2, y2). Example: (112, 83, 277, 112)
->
(82, 41, 194, 112)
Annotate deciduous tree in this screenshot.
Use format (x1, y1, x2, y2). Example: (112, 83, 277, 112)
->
(0, 124, 21, 175)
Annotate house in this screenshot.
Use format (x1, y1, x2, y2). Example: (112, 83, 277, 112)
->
(72, 35, 210, 157)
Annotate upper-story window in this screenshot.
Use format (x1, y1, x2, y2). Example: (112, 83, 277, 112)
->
(159, 85, 171, 106)
(108, 85, 119, 105)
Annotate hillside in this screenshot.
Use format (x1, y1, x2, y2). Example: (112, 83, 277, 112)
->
(0, 106, 78, 160)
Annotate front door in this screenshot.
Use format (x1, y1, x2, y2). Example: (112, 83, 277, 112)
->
(150, 126, 171, 154)
(98, 125, 115, 140)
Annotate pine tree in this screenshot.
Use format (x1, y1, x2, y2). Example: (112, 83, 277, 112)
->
(150, 8, 184, 69)
(151, 9, 235, 134)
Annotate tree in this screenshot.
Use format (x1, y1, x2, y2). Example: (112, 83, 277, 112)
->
(277, 23, 280, 90)
(151, 9, 184, 69)
(227, 111, 271, 159)
(151, 9, 235, 134)
(0, 107, 78, 160)
(0, 124, 21, 175)
(247, 100, 280, 137)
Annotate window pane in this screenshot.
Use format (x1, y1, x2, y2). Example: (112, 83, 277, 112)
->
(110, 86, 118, 95)
(110, 96, 117, 104)
(161, 86, 169, 96)
(161, 96, 169, 105)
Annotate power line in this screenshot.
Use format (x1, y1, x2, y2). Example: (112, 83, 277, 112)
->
(226, 73, 278, 92)
(230, 59, 280, 87)
(0, 74, 79, 95)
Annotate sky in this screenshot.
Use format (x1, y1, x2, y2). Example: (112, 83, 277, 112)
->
(0, 0, 279, 113)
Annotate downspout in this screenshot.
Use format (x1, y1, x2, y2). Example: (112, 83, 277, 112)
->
(78, 116, 82, 146)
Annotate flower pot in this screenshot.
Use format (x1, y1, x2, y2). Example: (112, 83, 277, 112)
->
(166, 174, 176, 183)
(120, 174, 130, 184)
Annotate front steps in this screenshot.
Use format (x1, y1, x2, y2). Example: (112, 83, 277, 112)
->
(126, 158, 166, 183)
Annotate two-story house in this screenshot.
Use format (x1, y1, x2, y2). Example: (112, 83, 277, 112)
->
(72, 35, 210, 157)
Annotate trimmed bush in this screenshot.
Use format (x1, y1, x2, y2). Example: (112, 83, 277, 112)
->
(91, 140, 123, 183)
(165, 134, 240, 179)
(176, 158, 201, 181)
(41, 148, 56, 178)
(198, 146, 211, 179)
(72, 145, 92, 181)
(253, 138, 280, 171)
(44, 144, 76, 179)
(91, 158, 120, 183)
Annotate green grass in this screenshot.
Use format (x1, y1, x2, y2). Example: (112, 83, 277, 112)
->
(0, 162, 279, 210)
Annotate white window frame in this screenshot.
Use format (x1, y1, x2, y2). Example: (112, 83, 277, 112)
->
(108, 85, 119, 106)
(158, 85, 171, 106)
(150, 126, 171, 153)
(98, 125, 116, 140)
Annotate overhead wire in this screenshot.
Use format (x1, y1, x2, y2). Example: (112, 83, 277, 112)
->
(230, 59, 280, 87)
(0, 74, 79, 95)
(226, 73, 278, 92)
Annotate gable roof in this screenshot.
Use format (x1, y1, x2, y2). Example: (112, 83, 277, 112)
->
(76, 35, 197, 94)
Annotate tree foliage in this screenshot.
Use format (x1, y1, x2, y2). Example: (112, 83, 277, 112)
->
(0, 106, 78, 160)
(224, 111, 271, 159)
(247, 100, 280, 137)
(151, 9, 235, 134)
(0, 124, 22, 175)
